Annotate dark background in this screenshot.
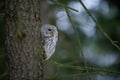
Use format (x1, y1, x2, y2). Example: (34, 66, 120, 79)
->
(0, 0, 120, 80)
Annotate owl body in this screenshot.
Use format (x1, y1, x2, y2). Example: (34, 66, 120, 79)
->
(41, 24, 58, 60)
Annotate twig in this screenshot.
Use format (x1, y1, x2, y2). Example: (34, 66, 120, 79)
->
(78, 0, 120, 52)
(48, 61, 120, 74)
(0, 73, 7, 79)
(51, 0, 79, 12)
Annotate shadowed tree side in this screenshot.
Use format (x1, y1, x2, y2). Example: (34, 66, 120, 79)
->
(5, 0, 45, 80)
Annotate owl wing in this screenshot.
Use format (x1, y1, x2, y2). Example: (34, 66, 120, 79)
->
(41, 39, 47, 60)
(42, 39, 45, 45)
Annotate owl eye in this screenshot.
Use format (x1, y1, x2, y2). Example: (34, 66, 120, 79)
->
(48, 29, 52, 31)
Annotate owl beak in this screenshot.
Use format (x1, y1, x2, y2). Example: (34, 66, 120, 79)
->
(51, 32, 54, 37)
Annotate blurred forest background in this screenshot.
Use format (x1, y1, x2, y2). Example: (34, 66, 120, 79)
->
(0, 0, 120, 80)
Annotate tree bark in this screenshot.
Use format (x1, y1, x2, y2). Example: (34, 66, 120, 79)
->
(5, 0, 44, 80)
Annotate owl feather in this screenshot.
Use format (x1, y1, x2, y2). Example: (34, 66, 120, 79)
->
(41, 24, 58, 60)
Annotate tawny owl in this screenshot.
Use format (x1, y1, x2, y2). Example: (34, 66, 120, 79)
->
(41, 24, 58, 60)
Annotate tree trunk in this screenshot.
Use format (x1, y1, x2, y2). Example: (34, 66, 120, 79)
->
(5, 0, 45, 80)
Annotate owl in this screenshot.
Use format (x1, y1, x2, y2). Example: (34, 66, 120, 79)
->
(41, 24, 58, 60)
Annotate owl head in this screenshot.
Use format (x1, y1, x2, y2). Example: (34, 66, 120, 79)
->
(41, 24, 58, 39)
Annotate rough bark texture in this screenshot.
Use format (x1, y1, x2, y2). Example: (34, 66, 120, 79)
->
(5, 0, 44, 80)
(40, 0, 48, 25)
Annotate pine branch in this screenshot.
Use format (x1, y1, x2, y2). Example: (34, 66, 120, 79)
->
(48, 61, 120, 74)
(65, 9, 91, 79)
(51, 0, 79, 12)
(78, 0, 120, 52)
